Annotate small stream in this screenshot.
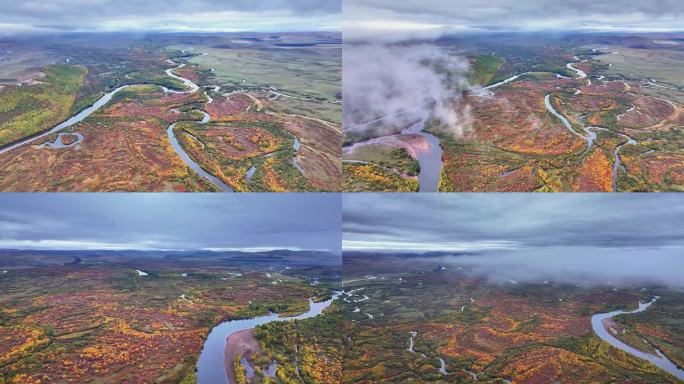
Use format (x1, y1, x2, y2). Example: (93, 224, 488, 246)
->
(438, 358, 448, 375)
(291, 136, 305, 176)
(407, 331, 417, 353)
(245, 166, 256, 182)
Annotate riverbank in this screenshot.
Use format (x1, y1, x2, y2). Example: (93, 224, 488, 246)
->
(342, 132, 442, 191)
(225, 329, 259, 384)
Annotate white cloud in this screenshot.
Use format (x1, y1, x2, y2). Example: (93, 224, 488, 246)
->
(343, 240, 519, 252)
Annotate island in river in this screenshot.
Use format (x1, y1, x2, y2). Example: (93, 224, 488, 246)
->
(342, 252, 684, 383)
(0, 249, 341, 384)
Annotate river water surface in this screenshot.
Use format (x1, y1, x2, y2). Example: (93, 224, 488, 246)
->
(196, 292, 340, 384)
(415, 132, 442, 192)
(0, 85, 132, 155)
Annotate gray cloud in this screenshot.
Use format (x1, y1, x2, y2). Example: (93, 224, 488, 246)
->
(0, 0, 340, 33)
(446, 246, 684, 287)
(344, 0, 684, 40)
(343, 194, 684, 250)
(0, 193, 341, 254)
(343, 194, 684, 286)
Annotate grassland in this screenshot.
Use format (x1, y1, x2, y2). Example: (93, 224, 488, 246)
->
(594, 47, 684, 90)
(185, 44, 340, 102)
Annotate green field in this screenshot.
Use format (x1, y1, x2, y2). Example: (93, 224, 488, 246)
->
(185, 46, 341, 102)
(468, 54, 504, 86)
(0, 64, 86, 147)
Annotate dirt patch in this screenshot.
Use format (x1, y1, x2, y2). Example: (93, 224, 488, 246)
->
(225, 329, 259, 384)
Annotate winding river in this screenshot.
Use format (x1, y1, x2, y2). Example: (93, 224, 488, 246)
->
(159, 60, 234, 191)
(196, 292, 340, 384)
(0, 55, 234, 191)
(592, 296, 684, 380)
(544, 93, 638, 191)
(544, 94, 591, 146)
(612, 135, 637, 191)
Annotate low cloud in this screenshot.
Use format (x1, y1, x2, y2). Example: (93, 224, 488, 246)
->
(439, 247, 684, 287)
(343, 44, 470, 139)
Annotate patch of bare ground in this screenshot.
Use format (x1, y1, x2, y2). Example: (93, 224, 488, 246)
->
(225, 329, 259, 384)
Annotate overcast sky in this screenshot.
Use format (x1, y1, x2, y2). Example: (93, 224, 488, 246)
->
(344, 0, 684, 40)
(343, 194, 684, 252)
(344, 194, 684, 285)
(0, 194, 341, 254)
(0, 0, 340, 34)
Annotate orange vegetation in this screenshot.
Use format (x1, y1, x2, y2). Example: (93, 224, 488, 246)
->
(500, 347, 610, 384)
(575, 149, 614, 192)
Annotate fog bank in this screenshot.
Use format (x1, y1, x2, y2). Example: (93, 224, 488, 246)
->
(343, 44, 470, 139)
(441, 247, 684, 287)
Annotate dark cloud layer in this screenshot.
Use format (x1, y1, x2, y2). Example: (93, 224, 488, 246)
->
(345, 0, 684, 40)
(343, 194, 684, 286)
(0, 194, 341, 254)
(0, 0, 340, 33)
(343, 194, 684, 251)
